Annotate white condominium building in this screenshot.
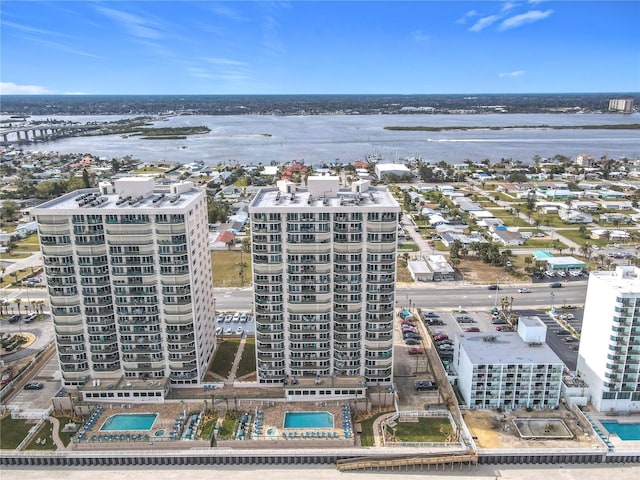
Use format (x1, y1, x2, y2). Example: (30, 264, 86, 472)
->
(32, 178, 215, 401)
(454, 316, 564, 409)
(577, 266, 640, 412)
(248, 177, 400, 398)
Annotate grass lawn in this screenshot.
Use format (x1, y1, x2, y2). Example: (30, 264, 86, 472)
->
(24, 420, 56, 450)
(218, 412, 240, 440)
(359, 410, 393, 447)
(392, 417, 452, 442)
(555, 228, 605, 248)
(55, 415, 76, 446)
(210, 339, 241, 378)
(211, 250, 252, 288)
(396, 260, 414, 283)
(235, 338, 256, 378)
(0, 415, 37, 450)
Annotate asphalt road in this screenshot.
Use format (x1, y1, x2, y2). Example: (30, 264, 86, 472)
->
(4, 281, 588, 315)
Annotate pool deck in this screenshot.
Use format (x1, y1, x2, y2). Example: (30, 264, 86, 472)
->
(246, 401, 354, 442)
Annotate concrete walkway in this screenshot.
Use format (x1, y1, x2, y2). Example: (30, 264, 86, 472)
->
(226, 337, 247, 384)
(372, 412, 397, 447)
(47, 415, 67, 450)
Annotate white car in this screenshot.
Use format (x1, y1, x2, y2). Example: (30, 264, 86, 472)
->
(239, 312, 248, 323)
(518, 288, 531, 293)
(225, 327, 233, 335)
(215, 327, 222, 335)
(236, 327, 244, 335)
(232, 312, 241, 322)
(216, 314, 225, 323)
(224, 315, 233, 323)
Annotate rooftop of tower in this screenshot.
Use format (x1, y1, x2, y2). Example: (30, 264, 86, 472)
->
(250, 176, 399, 210)
(32, 177, 202, 212)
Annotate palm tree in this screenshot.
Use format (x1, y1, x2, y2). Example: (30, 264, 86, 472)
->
(14, 298, 21, 315)
(580, 244, 593, 261)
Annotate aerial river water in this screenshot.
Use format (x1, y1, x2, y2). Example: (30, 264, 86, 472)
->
(12, 112, 640, 166)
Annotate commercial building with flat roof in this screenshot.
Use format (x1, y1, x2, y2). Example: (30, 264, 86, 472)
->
(454, 316, 564, 409)
(248, 176, 400, 399)
(32, 178, 216, 401)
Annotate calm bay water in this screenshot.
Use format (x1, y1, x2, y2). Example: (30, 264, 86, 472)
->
(14, 113, 640, 166)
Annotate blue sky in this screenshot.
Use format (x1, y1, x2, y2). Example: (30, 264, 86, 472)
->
(1, 1, 639, 95)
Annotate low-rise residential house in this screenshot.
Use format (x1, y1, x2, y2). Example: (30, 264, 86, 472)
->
(496, 183, 528, 195)
(545, 188, 575, 200)
(599, 189, 628, 199)
(570, 200, 599, 211)
(440, 232, 474, 248)
(428, 214, 449, 227)
(575, 154, 596, 167)
(453, 197, 484, 212)
(600, 200, 633, 210)
(558, 208, 593, 224)
(492, 229, 524, 246)
(599, 212, 633, 225)
(590, 229, 631, 241)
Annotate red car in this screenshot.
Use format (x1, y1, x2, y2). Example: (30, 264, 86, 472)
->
(408, 347, 424, 355)
(464, 327, 480, 332)
(433, 334, 449, 341)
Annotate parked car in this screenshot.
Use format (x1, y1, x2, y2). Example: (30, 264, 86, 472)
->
(426, 319, 445, 326)
(491, 319, 507, 325)
(403, 332, 421, 340)
(7, 315, 20, 323)
(24, 382, 43, 390)
(404, 338, 419, 345)
(422, 312, 440, 319)
(487, 285, 500, 290)
(215, 327, 222, 335)
(495, 326, 511, 332)
(518, 288, 531, 293)
(433, 334, 449, 341)
(439, 344, 454, 351)
(408, 347, 424, 355)
(224, 315, 233, 323)
(236, 327, 244, 335)
(232, 312, 241, 322)
(456, 315, 475, 323)
(24, 313, 37, 323)
(464, 327, 480, 332)
(415, 380, 437, 391)
(216, 314, 225, 323)
(550, 282, 563, 288)
(240, 312, 248, 322)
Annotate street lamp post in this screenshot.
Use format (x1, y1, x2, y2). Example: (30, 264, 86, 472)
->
(550, 292, 555, 314)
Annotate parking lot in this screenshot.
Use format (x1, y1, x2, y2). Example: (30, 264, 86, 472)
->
(214, 311, 254, 337)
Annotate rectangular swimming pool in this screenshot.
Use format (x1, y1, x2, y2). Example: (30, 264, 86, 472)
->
(283, 411, 334, 429)
(100, 413, 158, 431)
(600, 421, 640, 441)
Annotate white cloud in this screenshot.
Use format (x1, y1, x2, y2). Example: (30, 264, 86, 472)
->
(411, 30, 430, 42)
(469, 15, 500, 32)
(95, 5, 163, 39)
(208, 5, 248, 22)
(455, 10, 478, 25)
(499, 9, 553, 30)
(0, 82, 53, 95)
(499, 70, 526, 78)
(201, 57, 248, 67)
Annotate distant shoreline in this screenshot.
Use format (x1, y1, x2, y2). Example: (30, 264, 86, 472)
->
(385, 124, 640, 132)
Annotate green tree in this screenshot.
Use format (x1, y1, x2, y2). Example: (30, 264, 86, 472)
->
(0, 199, 19, 224)
(82, 168, 91, 188)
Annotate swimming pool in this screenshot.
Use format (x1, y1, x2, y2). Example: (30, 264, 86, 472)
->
(600, 421, 640, 441)
(100, 413, 158, 431)
(283, 411, 334, 429)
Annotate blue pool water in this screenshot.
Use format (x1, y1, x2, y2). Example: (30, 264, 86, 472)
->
(600, 421, 640, 441)
(283, 411, 334, 429)
(100, 413, 158, 431)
